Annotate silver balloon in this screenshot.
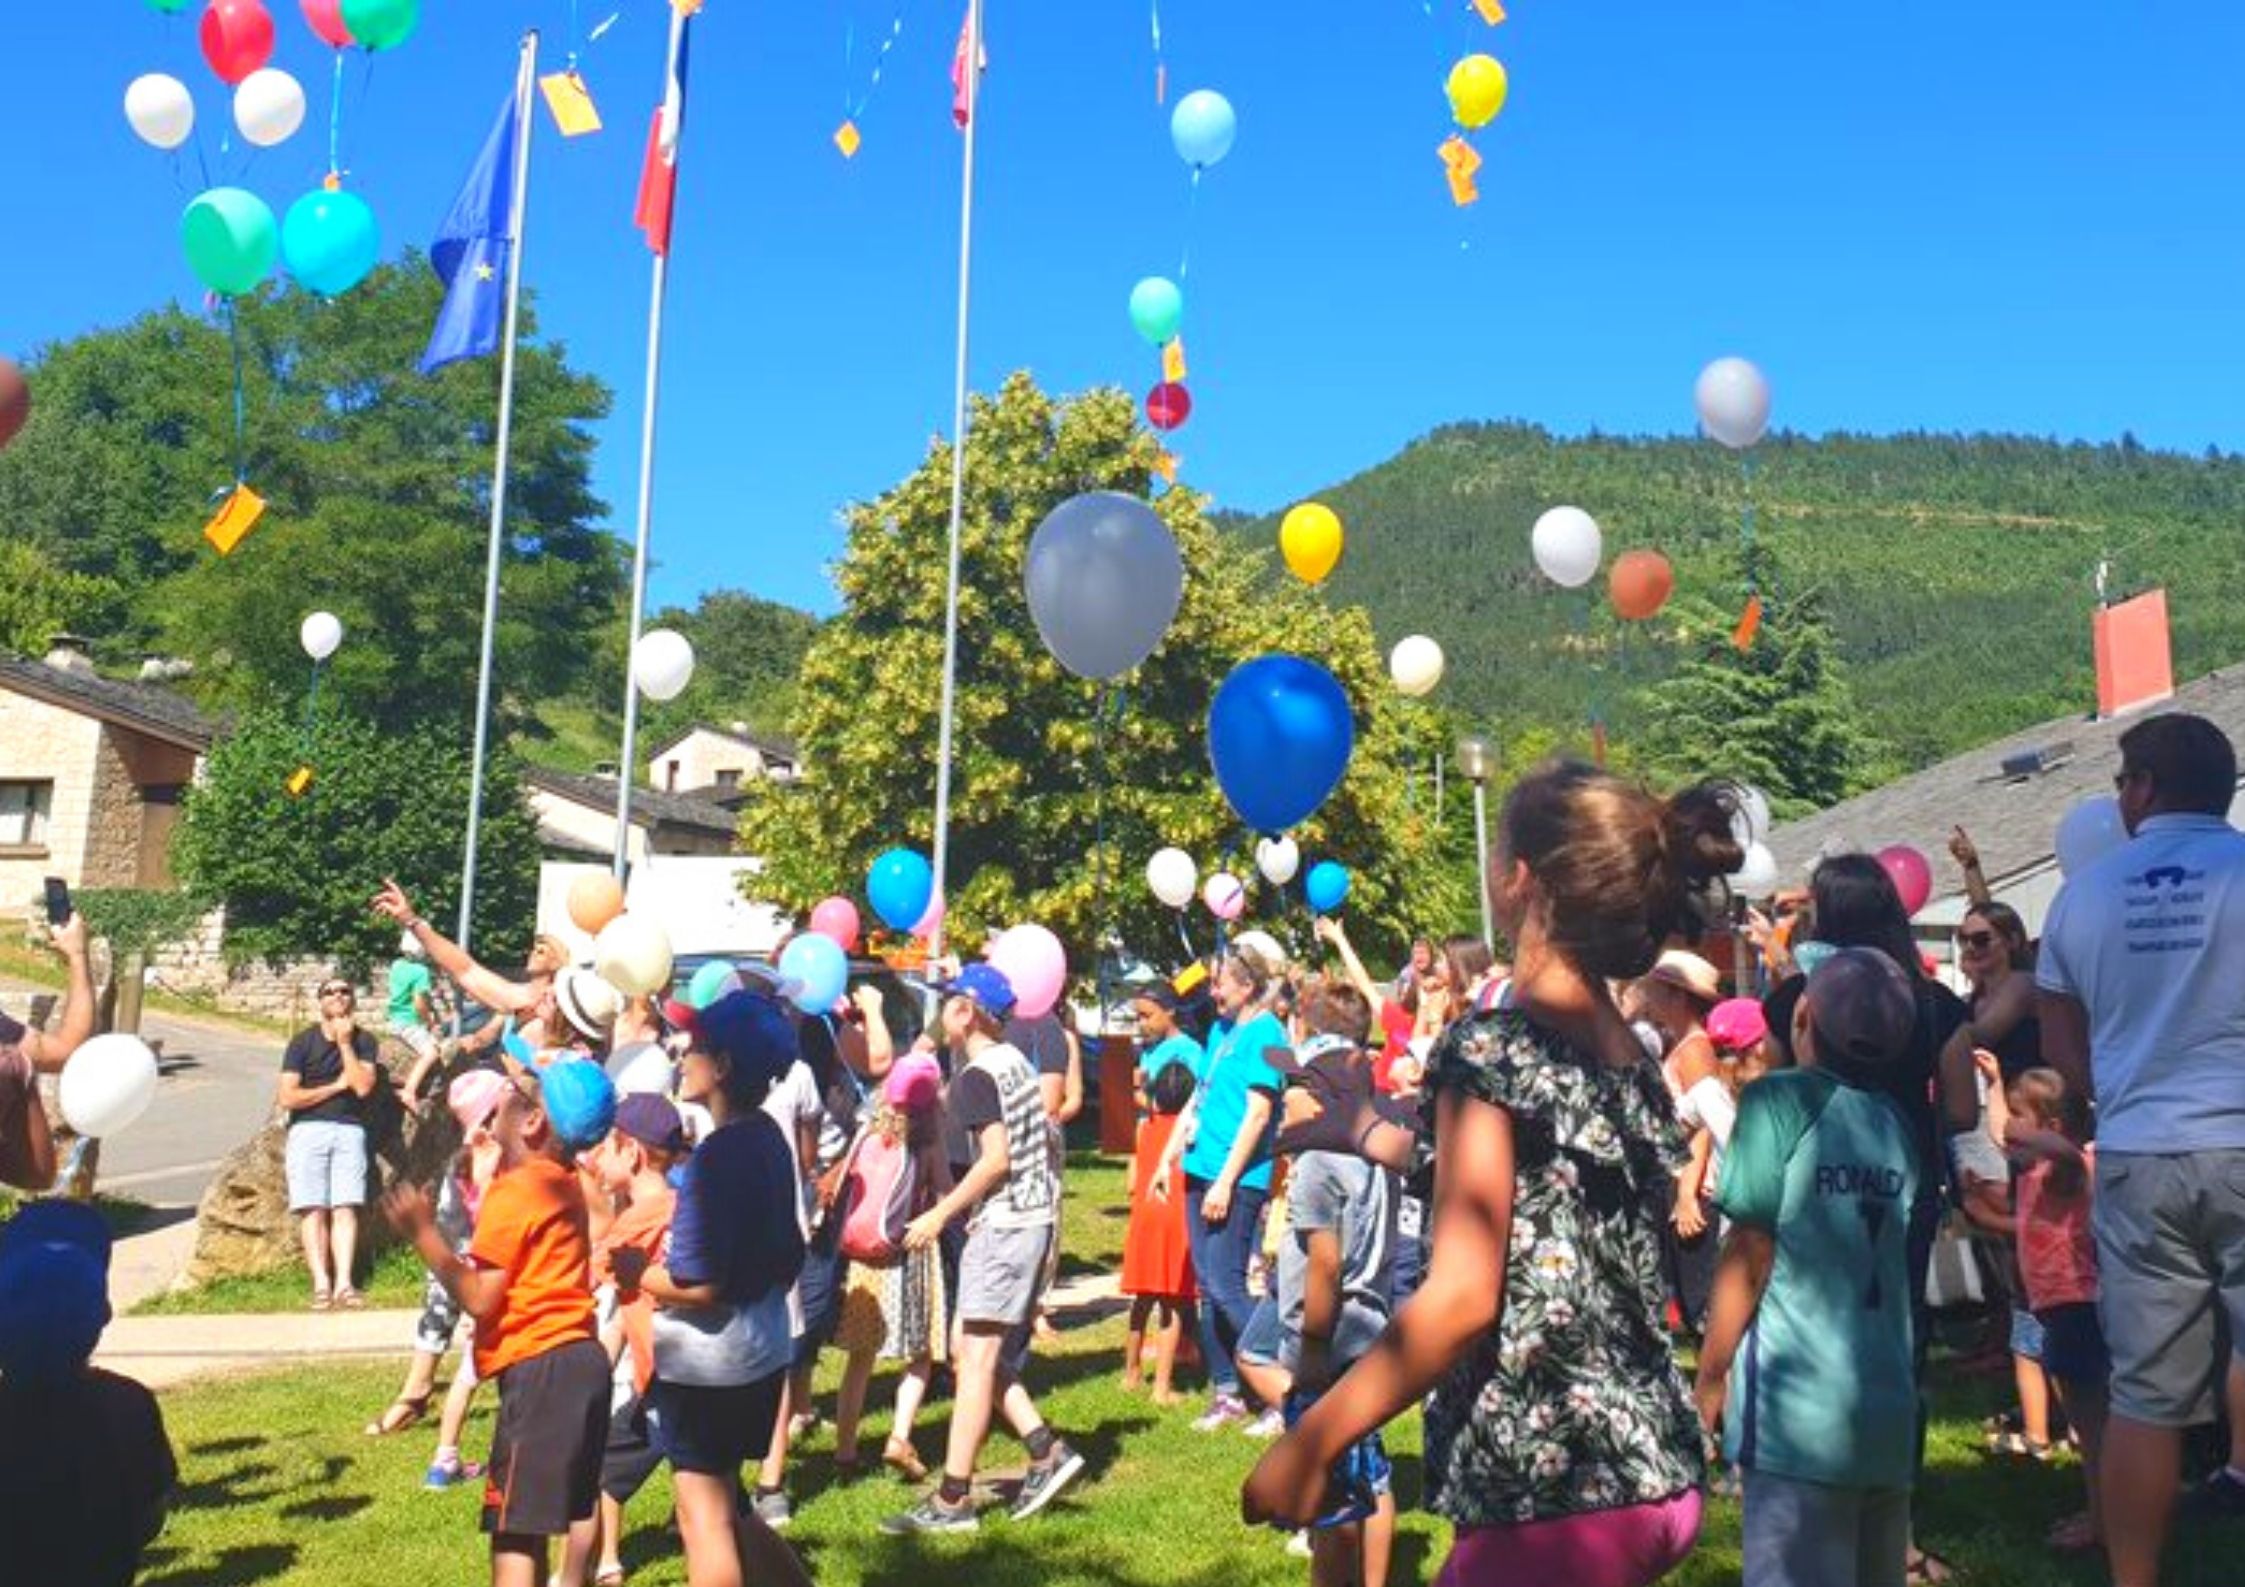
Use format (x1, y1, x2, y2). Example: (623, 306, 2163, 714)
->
(1023, 492, 1185, 680)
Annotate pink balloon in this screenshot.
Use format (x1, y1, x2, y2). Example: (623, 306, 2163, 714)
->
(912, 887, 945, 939)
(1202, 872, 1245, 923)
(986, 924, 1067, 1021)
(300, 0, 354, 47)
(809, 895, 861, 954)
(1877, 844, 1934, 917)
(201, 0, 277, 85)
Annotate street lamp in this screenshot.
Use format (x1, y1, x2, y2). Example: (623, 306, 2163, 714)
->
(1456, 733, 1497, 949)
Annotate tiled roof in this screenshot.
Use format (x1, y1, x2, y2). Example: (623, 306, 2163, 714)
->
(524, 765, 737, 836)
(647, 721, 799, 764)
(0, 656, 214, 750)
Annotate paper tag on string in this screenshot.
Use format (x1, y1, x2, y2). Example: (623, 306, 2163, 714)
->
(1440, 134, 1483, 206)
(1162, 337, 1187, 384)
(1472, 0, 1507, 24)
(834, 119, 862, 158)
(202, 483, 267, 556)
(1156, 64, 1167, 104)
(539, 71, 603, 137)
(1731, 593, 1764, 651)
(1154, 450, 1180, 484)
(284, 765, 316, 798)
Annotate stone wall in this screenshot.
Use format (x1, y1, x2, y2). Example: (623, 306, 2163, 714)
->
(147, 924, 366, 1028)
(81, 724, 146, 889)
(0, 688, 102, 912)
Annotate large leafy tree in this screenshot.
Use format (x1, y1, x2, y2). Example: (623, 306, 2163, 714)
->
(735, 374, 1474, 972)
(0, 541, 120, 656)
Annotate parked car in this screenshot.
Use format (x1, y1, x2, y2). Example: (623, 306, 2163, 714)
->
(667, 951, 933, 1051)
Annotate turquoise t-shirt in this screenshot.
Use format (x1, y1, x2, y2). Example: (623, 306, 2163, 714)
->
(1182, 1011, 1285, 1193)
(1716, 1068, 1920, 1491)
(1138, 1033, 1206, 1083)
(387, 959, 432, 1030)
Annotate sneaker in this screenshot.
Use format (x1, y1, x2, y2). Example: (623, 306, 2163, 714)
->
(1193, 1394, 1248, 1433)
(2185, 1466, 2245, 1520)
(1008, 1442, 1086, 1521)
(881, 1495, 980, 1535)
(1285, 1530, 1314, 1559)
(423, 1457, 483, 1490)
(750, 1488, 794, 1531)
(1243, 1408, 1286, 1440)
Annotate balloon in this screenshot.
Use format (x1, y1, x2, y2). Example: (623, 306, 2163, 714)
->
(1279, 503, 1343, 585)
(1255, 836, 1300, 887)
(180, 187, 278, 296)
(1389, 635, 1445, 698)
(58, 1033, 161, 1139)
(1446, 54, 1509, 129)
(147, 0, 194, 11)
(867, 848, 935, 931)
(200, 0, 276, 84)
(566, 871, 625, 935)
(0, 360, 28, 453)
(911, 886, 945, 939)
(1146, 847, 1197, 911)
(1609, 549, 1675, 621)
(339, 0, 418, 51)
(1208, 655, 1356, 834)
(1695, 356, 1772, 450)
(1728, 784, 1773, 851)
(300, 0, 354, 47)
(1729, 842, 1780, 898)
(632, 628, 695, 702)
(1022, 491, 1185, 680)
(1877, 844, 1934, 917)
(1530, 505, 1602, 589)
(233, 67, 304, 147)
(1171, 88, 1237, 169)
(1305, 861, 1351, 914)
(593, 914, 673, 997)
(779, 932, 848, 1014)
(809, 896, 862, 954)
(298, 609, 342, 661)
(1145, 381, 1191, 431)
(987, 924, 1067, 1020)
(280, 188, 379, 296)
(2055, 795, 2129, 878)
(1128, 277, 1183, 347)
(125, 74, 196, 150)
(1202, 873, 1245, 922)
(686, 959, 738, 1010)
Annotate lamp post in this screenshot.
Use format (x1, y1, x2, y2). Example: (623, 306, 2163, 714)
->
(1456, 733, 1497, 949)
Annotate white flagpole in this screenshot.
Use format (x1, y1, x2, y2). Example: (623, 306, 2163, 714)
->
(613, 2, 689, 879)
(927, 0, 982, 967)
(457, 31, 540, 950)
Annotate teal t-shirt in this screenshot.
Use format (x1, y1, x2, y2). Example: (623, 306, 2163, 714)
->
(387, 959, 433, 1030)
(1182, 1012, 1285, 1193)
(1716, 1068, 1920, 1491)
(1138, 1033, 1205, 1083)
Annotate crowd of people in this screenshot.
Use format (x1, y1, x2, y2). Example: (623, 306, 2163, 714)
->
(3, 712, 2244, 1587)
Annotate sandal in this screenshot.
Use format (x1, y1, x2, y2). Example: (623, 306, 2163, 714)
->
(365, 1395, 431, 1437)
(310, 1290, 333, 1312)
(1905, 1548, 1956, 1584)
(883, 1438, 928, 1483)
(336, 1289, 367, 1310)
(593, 1568, 627, 1587)
(1988, 1431, 2053, 1461)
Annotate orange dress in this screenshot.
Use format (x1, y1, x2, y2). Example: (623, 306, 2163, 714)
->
(1120, 1112, 1197, 1300)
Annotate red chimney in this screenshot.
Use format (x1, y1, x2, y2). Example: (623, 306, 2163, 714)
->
(2093, 588, 2175, 718)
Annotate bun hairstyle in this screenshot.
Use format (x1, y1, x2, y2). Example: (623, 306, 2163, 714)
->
(1499, 759, 1744, 982)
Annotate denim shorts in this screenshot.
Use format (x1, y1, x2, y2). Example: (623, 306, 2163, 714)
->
(1236, 1294, 1286, 1369)
(2009, 1306, 2046, 1362)
(285, 1120, 368, 1211)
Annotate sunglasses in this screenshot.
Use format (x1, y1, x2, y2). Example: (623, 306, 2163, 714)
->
(318, 983, 354, 998)
(1955, 930, 1998, 951)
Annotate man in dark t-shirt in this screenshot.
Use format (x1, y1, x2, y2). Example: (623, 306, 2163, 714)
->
(279, 977, 382, 1308)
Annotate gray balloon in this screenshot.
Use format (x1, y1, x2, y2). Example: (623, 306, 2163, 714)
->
(1023, 491, 1185, 680)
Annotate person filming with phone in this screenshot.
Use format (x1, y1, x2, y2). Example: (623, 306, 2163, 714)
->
(1, 880, 98, 1191)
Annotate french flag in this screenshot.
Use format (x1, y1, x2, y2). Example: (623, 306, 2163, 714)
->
(634, 9, 694, 256)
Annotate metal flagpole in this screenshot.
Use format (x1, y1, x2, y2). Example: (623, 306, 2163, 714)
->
(457, 31, 540, 950)
(926, 0, 982, 967)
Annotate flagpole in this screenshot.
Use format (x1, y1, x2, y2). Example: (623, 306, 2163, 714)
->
(458, 31, 540, 950)
(927, 0, 982, 968)
(613, 2, 689, 879)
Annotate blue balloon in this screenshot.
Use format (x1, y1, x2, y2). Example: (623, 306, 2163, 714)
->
(1207, 655, 1355, 834)
(1306, 861, 1351, 915)
(280, 189, 380, 297)
(686, 959, 737, 1010)
(1170, 89, 1237, 170)
(867, 848, 935, 932)
(778, 932, 848, 1015)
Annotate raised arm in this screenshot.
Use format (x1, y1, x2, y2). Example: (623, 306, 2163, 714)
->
(372, 879, 539, 1015)
(1314, 915, 1386, 1016)
(20, 915, 95, 1073)
(1948, 826, 1994, 909)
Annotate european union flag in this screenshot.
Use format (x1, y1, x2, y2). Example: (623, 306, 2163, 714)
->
(419, 86, 522, 375)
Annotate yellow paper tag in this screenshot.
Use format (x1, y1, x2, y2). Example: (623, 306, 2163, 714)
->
(1154, 450, 1180, 484)
(539, 71, 603, 137)
(285, 765, 316, 798)
(202, 483, 267, 556)
(1447, 168, 1481, 206)
(1162, 337, 1187, 384)
(834, 119, 862, 159)
(1473, 0, 1507, 23)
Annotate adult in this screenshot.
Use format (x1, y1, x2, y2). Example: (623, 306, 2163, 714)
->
(2037, 713, 2245, 1587)
(1638, 949, 1730, 1333)
(373, 879, 570, 1051)
(0, 913, 94, 1191)
(280, 975, 382, 1310)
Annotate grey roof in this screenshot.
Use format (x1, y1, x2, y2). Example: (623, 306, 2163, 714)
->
(1768, 667, 2245, 891)
(524, 765, 737, 837)
(0, 656, 214, 751)
(647, 721, 799, 764)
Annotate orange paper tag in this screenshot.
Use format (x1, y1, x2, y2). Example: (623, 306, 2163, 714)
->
(1154, 450, 1180, 484)
(1162, 337, 1187, 384)
(1473, 0, 1507, 23)
(202, 483, 267, 556)
(1731, 593, 1765, 651)
(285, 765, 315, 798)
(539, 71, 603, 137)
(1440, 134, 1484, 206)
(834, 119, 862, 158)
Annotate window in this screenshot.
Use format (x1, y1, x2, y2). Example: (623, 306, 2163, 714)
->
(0, 781, 53, 850)
(713, 767, 742, 791)
(665, 759, 680, 792)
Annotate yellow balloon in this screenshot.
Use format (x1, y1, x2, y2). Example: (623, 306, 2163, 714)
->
(1446, 54, 1509, 130)
(1280, 502, 1344, 585)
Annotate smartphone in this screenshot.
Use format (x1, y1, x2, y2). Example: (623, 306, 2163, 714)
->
(43, 876, 72, 926)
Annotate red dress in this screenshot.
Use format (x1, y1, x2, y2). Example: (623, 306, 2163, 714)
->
(1120, 1112, 1197, 1300)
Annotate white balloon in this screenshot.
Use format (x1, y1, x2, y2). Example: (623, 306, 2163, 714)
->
(1146, 847, 1197, 911)
(1202, 872, 1246, 922)
(124, 73, 195, 151)
(1728, 783, 1773, 850)
(593, 913, 674, 997)
(1255, 836, 1300, 886)
(1729, 841, 1780, 898)
(1694, 356, 1772, 450)
(233, 68, 306, 149)
(1530, 506, 1602, 589)
(632, 628, 696, 702)
(1388, 635, 1446, 698)
(299, 610, 343, 662)
(2055, 795, 2130, 878)
(58, 1033, 160, 1139)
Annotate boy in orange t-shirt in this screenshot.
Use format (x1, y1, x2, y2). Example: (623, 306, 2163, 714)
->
(386, 1056, 616, 1587)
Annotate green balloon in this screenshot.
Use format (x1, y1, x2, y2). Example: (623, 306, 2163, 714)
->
(341, 0, 419, 51)
(181, 188, 279, 297)
(1129, 277, 1184, 347)
(146, 0, 191, 11)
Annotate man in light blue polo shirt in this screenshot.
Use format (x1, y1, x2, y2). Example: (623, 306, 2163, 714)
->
(2038, 711, 2245, 1587)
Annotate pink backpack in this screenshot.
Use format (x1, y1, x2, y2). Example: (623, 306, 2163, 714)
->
(836, 1122, 919, 1267)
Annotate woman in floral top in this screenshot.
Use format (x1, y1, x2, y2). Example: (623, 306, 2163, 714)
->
(1245, 759, 1742, 1587)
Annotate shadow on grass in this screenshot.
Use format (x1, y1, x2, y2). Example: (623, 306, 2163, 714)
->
(186, 1436, 265, 1457)
(142, 1543, 300, 1587)
(279, 1493, 375, 1523)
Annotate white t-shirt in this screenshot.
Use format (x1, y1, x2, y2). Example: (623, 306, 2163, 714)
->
(606, 1041, 672, 1096)
(2038, 812, 2245, 1154)
(761, 1060, 825, 1235)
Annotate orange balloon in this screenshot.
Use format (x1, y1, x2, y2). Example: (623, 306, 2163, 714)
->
(1609, 549, 1675, 621)
(0, 359, 28, 452)
(567, 871, 626, 935)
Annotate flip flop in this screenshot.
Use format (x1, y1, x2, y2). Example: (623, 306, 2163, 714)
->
(365, 1396, 430, 1437)
(336, 1289, 367, 1310)
(310, 1291, 333, 1312)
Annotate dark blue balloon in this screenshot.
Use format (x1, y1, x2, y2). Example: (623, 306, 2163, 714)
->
(1305, 861, 1351, 914)
(1207, 655, 1355, 834)
(867, 848, 934, 932)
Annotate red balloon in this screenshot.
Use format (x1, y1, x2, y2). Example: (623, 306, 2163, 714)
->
(1145, 381, 1191, 432)
(300, 0, 354, 47)
(201, 0, 277, 84)
(1877, 844, 1934, 917)
(1609, 548, 1675, 621)
(0, 360, 28, 453)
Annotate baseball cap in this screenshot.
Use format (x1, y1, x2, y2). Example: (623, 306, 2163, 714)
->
(614, 1093, 688, 1155)
(530, 1055, 618, 1151)
(690, 990, 802, 1100)
(1802, 946, 1917, 1080)
(1706, 997, 1769, 1055)
(0, 1200, 114, 1381)
(447, 1068, 510, 1134)
(883, 1051, 943, 1111)
(943, 962, 1018, 1020)
(553, 966, 625, 1044)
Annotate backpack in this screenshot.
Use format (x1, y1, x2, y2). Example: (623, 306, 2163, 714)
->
(835, 1119, 920, 1267)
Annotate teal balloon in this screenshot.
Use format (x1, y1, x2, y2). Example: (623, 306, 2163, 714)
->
(146, 0, 191, 11)
(1128, 277, 1183, 347)
(779, 933, 849, 1015)
(686, 959, 738, 1010)
(1170, 89, 1237, 170)
(340, 0, 419, 50)
(281, 190, 379, 297)
(180, 188, 279, 297)
(1306, 862, 1351, 914)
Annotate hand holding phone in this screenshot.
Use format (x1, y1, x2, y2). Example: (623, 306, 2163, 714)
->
(43, 877, 72, 926)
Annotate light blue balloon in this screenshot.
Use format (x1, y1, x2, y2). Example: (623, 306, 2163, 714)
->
(1306, 861, 1351, 914)
(779, 932, 848, 1014)
(867, 848, 935, 931)
(1128, 277, 1184, 347)
(1170, 89, 1237, 170)
(281, 189, 380, 297)
(686, 959, 737, 1010)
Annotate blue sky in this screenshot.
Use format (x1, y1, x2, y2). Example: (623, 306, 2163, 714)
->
(5, 1, 2243, 615)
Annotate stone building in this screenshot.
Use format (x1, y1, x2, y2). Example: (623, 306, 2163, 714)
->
(644, 721, 800, 794)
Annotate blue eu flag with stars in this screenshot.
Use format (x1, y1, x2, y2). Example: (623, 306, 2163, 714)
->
(419, 86, 521, 375)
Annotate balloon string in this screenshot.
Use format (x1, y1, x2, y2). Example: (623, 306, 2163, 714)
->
(1739, 452, 1758, 593)
(567, 0, 583, 67)
(303, 658, 325, 744)
(1091, 684, 1115, 1023)
(328, 49, 345, 179)
(1149, 0, 1164, 101)
(845, 6, 909, 121)
(1178, 166, 1200, 281)
(226, 299, 248, 486)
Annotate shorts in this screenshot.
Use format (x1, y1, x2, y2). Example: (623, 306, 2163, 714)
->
(2095, 1149, 2245, 1425)
(415, 1271, 465, 1358)
(1440, 1489, 1703, 1587)
(792, 1230, 847, 1369)
(645, 1370, 786, 1477)
(957, 1221, 1054, 1327)
(2036, 1302, 2111, 1387)
(285, 1120, 368, 1211)
(1236, 1294, 1286, 1370)
(481, 1339, 610, 1537)
(1740, 1471, 1906, 1587)
(394, 1024, 438, 1064)
(599, 1392, 664, 1503)
(2009, 1306, 2046, 1362)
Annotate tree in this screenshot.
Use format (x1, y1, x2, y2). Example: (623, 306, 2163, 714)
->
(734, 374, 1473, 973)
(172, 708, 542, 973)
(0, 542, 120, 656)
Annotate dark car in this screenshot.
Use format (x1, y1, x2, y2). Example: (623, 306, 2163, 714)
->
(668, 951, 933, 1051)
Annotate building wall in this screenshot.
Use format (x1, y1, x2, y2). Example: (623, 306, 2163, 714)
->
(529, 787, 652, 867)
(82, 726, 150, 889)
(0, 689, 103, 910)
(647, 729, 786, 794)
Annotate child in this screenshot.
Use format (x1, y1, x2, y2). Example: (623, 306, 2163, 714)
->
(1121, 983, 1203, 1403)
(1696, 948, 1922, 1587)
(384, 1055, 618, 1587)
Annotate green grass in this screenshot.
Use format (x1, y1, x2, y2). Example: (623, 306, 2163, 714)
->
(133, 1245, 428, 1317)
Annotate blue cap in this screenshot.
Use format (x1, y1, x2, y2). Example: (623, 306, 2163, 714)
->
(534, 1056, 618, 1152)
(0, 1202, 113, 1381)
(691, 991, 801, 1103)
(944, 962, 1018, 1019)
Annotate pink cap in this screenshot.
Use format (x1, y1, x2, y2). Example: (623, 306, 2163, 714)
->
(1706, 998, 1769, 1054)
(883, 1052, 942, 1112)
(448, 1068, 511, 1134)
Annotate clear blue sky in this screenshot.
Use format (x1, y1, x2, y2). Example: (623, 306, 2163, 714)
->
(6, 1, 2243, 616)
